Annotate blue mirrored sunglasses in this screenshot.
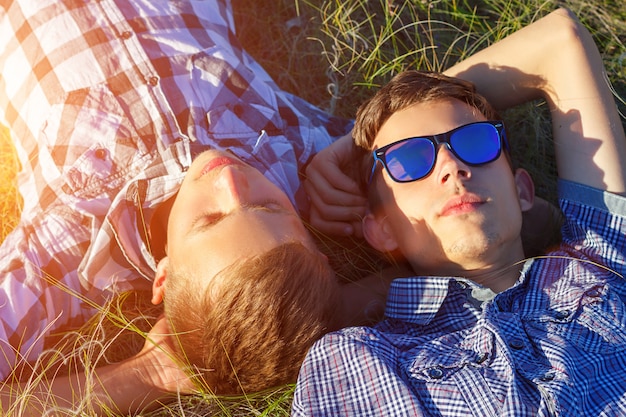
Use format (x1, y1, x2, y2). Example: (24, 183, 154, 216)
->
(369, 120, 508, 184)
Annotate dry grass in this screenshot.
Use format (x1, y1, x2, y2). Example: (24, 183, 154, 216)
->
(0, 126, 21, 242)
(0, 0, 624, 415)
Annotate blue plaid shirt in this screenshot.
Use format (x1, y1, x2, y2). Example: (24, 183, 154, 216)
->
(0, 0, 350, 380)
(293, 180, 626, 416)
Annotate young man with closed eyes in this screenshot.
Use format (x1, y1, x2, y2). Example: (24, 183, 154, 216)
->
(0, 0, 352, 413)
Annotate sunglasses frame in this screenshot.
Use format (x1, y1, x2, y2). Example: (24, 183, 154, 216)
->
(369, 120, 508, 184)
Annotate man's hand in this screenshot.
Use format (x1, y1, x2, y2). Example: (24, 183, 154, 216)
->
(0, 316, 196, 416)
(134, 315, 196, 396)
(304, 133, 367, 236)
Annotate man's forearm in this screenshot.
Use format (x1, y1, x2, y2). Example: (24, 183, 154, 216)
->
(443, 8, 573, 108)
(0, 355, 171, 416)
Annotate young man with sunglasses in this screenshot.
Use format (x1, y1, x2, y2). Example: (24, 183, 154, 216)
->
(294, 8, 626, 416)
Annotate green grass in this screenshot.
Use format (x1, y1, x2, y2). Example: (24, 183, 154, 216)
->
(0, 0, 624, 415)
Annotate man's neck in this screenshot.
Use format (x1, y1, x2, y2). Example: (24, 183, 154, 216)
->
(465, 262, 524, 293)
(412, 239, 526, 293)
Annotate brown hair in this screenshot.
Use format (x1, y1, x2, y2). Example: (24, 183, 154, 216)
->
(163, 242, 338, 394)
(352, 70, 501, 208)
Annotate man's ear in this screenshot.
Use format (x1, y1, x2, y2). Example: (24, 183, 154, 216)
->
(152, 257, 169, 305)
(515, 168, 535, 212)
(362, 211, 399, 253)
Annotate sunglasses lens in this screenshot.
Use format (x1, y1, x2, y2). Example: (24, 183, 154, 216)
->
(450, 123, 501, 165)
(384, 139, 435, 181)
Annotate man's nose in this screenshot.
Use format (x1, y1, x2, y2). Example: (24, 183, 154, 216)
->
(214, 165, 250, 206)
(436, 144, 471, 184)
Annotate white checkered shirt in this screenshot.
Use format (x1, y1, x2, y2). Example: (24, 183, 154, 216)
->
(0, 0, 351, 379)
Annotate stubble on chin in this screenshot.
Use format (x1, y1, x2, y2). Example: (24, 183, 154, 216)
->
(445, 229, 501, 260)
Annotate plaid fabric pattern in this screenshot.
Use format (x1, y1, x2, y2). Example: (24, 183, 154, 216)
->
(293, 180, 626, 416)
(0, 0, 351, 380)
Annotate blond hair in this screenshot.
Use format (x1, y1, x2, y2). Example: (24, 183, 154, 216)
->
(164, 242, 338, 394)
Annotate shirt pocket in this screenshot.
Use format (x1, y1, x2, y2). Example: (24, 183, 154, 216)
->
(526, 280, 626, 354)
(40, 85, 155, 199)
(189, 47, 287, 147)
(403, 336, 500, 416)
(404, 336, 488, 383)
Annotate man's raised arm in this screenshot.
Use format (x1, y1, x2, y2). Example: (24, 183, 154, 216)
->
(445, 8, 626, 195)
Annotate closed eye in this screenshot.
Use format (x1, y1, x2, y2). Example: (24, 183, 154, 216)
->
(196, 212, 225, 228)
(190, 200, 290, 232)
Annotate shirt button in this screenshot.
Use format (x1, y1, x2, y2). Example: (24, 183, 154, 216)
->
(121, 31, 133, 39)
(586, 288, 602, 297)
(427, 367, 444, 379)
(554, 310, 569, 320)
(94, 148, 107, 159)
(541, 371, 556, 382)
(474, 352, 489, 364)
(508, 338, 524, 350)
(148, 76, 159, 86)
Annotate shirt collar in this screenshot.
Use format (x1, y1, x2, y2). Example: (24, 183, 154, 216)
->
(385, 276, 454, 325)
(385, 276, 498, 325)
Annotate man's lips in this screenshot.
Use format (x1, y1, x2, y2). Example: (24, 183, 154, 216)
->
(439, 193, 484, 216)
(199, 156, 242, 177)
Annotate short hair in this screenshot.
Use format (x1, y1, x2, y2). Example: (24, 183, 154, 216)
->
(163, 242, 339, 395)
(352, 70, 501, 209)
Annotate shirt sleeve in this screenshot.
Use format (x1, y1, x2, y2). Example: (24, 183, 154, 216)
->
(558, 179, 626, 279)
(0, 207, 96, 381)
